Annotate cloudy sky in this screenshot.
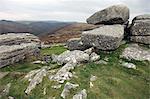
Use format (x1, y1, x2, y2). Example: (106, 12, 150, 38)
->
(0, 0, 149, 22)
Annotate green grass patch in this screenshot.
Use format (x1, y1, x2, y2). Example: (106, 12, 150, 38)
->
(41, 45, 67, 55)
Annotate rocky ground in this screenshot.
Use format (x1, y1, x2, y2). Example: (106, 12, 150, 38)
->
(0, 44, 149, 99)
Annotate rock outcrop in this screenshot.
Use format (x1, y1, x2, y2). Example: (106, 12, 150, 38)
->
(81, 25, 124, 50)
(0, 33, 40, 68)
(130, 14, 150, 44)
(87, 4, 129, 25)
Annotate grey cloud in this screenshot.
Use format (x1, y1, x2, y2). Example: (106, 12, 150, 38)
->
(0, 0, 149, 22)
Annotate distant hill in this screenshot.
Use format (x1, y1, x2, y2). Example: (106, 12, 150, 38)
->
(0, 20, 98, 44)
(0, 20, 29, 34)
(40, 23, 98, 44)
(0, 20, 72, 36)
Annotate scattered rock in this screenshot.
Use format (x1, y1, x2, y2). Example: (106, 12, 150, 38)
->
(32, 60, 46, 64)
(0, 72, 9, 79)
(121, 62, 136, 69)
(61, 82, 79, 99)
(49, 62, 76, 83)
(104, 57, 109, 62)
(81, 25, 124, 50)
(66, 38, 88, 51)
(90, 75, 97, 88)
(8, 96, 14, 99)
(73, 89, 87, 99)
(90, 75, 97, 82)
(95, 60, 108, 65)
(25, 66, 48, 94)
(24, 69, 41, 81)
(43, 88, 46, 95)
(51, 85, 62, 89)
(90, 52, 100, 62)
(121, 44, 150, 61)
(87, 4, 129, 25)
(1, 83, 11, 96)
(52, 50, 89, 65)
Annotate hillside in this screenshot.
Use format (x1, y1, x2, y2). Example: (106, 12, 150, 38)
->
(0, 44, 149, 99)
(40, 23, 98, 44)
(0, 20, 71, 36)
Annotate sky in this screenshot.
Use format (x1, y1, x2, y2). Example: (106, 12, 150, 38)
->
(0, 0, 150, 22)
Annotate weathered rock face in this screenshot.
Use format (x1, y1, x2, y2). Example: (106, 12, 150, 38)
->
(121, 44, 150, 61)
(66, 38, 88, 51)
(130, 36, 150, 44)
(87, 4, 129, 25)
(81, 25, 124, 50)
(0, 33, 41, 68)
(0, 43, 39, 68)
(130, 14, 150, 44)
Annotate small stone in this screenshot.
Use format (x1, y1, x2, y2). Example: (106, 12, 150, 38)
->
(122, 62, 136, 69)
(51, 85, 62, 89)
(90, 52, 100, 62)
(90, 75, 97, 82)
(43, 88, 46, 95)
(73, 89, 87, 99)
(32, 60, 46, 64)
(61, 82, 79, 99)
(8, 96, 14, 99)
(95, 60, 108, 65)
(2, 83, 11, 96)
(0, 72, 9, 79)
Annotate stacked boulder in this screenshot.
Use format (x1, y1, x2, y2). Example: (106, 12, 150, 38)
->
(67, 4, 129, 51)
(130, 14, 150, 44)
(0, 33, 41, 68)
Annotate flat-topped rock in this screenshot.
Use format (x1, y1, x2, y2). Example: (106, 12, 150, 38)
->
(81, 25, 124, 50)
(87, 4, 129, 25)
(0, 33, 40, 45)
